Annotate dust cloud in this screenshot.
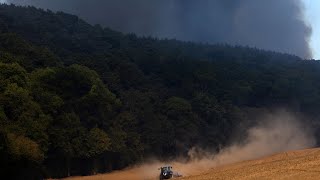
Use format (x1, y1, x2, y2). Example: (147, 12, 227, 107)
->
(154, 111, 314, 177)
(68, 111, 315, 180)
(210, 111, 315, 166)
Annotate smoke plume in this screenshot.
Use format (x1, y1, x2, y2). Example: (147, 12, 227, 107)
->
(7, 0, 312, 58)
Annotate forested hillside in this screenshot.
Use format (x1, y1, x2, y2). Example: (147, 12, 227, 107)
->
(0, 4, 320, 179)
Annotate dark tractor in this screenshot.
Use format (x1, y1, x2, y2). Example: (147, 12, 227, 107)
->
(159, 166, 174, 180)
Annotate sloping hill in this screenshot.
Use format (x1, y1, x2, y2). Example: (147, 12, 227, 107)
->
(65, 148, 320, 180)
(182, 148, 320, 180)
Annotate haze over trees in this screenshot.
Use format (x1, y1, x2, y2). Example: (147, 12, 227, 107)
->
(7, 0, 312, 58)
(0, 4, 319, 179)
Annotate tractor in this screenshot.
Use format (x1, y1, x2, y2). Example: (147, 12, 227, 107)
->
(159, 166, 174, 180)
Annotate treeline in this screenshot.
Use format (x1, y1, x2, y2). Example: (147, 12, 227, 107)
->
(0, 4, 320, 179)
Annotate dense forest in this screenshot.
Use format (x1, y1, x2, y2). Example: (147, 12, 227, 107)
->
(0, 4, 320, 179)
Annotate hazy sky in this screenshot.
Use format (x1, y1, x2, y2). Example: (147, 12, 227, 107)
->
(303, 0, 320, 59)
(1, 0, 319, 59)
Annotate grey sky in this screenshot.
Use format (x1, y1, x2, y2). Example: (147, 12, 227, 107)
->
(7, 0, 312, 58)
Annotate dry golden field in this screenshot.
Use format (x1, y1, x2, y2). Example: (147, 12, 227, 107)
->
(65, 148, 320, 180)
(182, 148, 320, 180)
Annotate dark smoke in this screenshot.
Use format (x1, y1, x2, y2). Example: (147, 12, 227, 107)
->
(7, 0, 312, 58)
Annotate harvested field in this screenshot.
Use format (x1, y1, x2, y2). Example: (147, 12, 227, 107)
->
(182, 148, 320, 180)
(65, 148, 320, 180)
